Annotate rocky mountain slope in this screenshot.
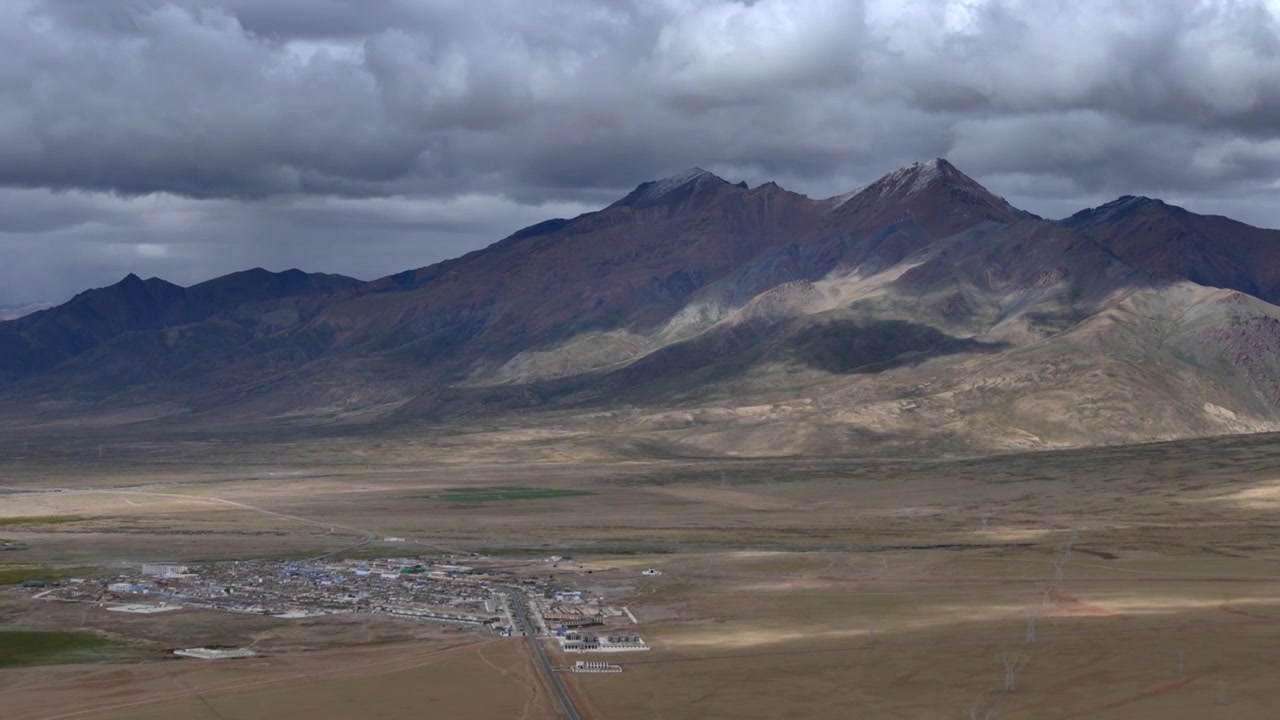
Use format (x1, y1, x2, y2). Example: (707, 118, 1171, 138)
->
(4, 160, 1280, 455)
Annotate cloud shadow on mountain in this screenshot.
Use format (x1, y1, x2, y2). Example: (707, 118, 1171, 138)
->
(790, 319, 1007, 375)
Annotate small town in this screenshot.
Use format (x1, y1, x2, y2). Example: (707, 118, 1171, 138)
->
(22, 555, 650, 672)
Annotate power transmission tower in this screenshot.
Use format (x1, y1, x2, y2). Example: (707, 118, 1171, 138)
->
(999, 652, 1029, 693)
(1053, 555, 1067, 583)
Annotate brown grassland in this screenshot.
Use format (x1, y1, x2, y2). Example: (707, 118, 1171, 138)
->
(3, 428, 1280, 718)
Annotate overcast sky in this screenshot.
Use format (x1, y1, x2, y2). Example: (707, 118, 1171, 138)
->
(5, 0, 1280, 305)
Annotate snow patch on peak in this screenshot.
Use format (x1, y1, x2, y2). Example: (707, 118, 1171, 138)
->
(870, 159, 949, 199)
(823, 185, 867, 209)
(631, 167, 723, 202)
(661, 167, 715, 185)
(825, 159, 960, 210)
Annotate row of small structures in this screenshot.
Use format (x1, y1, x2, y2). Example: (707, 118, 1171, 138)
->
(572, 661, 623, 673)
(557, 630, 650, 653)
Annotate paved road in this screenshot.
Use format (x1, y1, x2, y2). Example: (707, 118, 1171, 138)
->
(502, 588, 582, 720)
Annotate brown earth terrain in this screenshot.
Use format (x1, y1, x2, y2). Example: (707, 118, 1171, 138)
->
(4, 430, 1280, 718)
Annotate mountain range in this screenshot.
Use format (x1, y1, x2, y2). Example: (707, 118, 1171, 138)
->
(6, 159, 1280, 456)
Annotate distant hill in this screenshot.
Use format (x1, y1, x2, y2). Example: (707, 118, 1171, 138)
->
(0, 269, 359, 383)
(5, 161, 1280, 456)
(0, 302, 54, 321)
(1063, 196, 1280, 304)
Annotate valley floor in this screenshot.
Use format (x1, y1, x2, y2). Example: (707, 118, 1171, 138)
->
(3, 430, 1280, 718)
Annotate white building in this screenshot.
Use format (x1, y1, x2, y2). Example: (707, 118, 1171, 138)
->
(174, 647, 257, 660)
(142, 564, 190, 578)
(559, 631, 650, 653)
(573, 660, 623, 673)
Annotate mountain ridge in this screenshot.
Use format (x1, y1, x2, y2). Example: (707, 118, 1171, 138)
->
(0, 268, 361, 383)
(1064, 195, 1280, 304)
(5, 159, 1280, 457)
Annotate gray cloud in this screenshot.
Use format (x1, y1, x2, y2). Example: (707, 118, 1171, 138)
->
(0, 187, 595, 305)
(4, 0, 1280, 304)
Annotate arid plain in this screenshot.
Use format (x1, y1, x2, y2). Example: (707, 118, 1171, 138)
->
(4, 429, 1280, 719)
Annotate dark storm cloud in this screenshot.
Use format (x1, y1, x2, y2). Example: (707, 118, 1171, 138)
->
(0, 190, 115, 234)
(890, 2, 1280, 137)
(5, 0, 1280, 304)
(9, 0, 1280, 200)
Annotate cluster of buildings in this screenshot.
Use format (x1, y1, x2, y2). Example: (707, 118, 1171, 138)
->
(557, 630, 650, 653)
(21, 553, 655, 674)
(36, 557, 516, 630)
(533, 588, 630, 630)
(542, 605, 604, 628)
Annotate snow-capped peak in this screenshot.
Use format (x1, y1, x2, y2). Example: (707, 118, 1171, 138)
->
(822, 159, 956, 210)
(607, 167, 739, 209)
(631, 167, 722, 202)
(870, 158, 950, 199)
(835, 158, 1009, 208)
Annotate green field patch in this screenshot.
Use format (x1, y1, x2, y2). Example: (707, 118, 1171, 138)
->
(0, 631, 125, 668)
(434, 486, 594, 503)
(0, 515, 85, 528)
(0, 566, 96, 586)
